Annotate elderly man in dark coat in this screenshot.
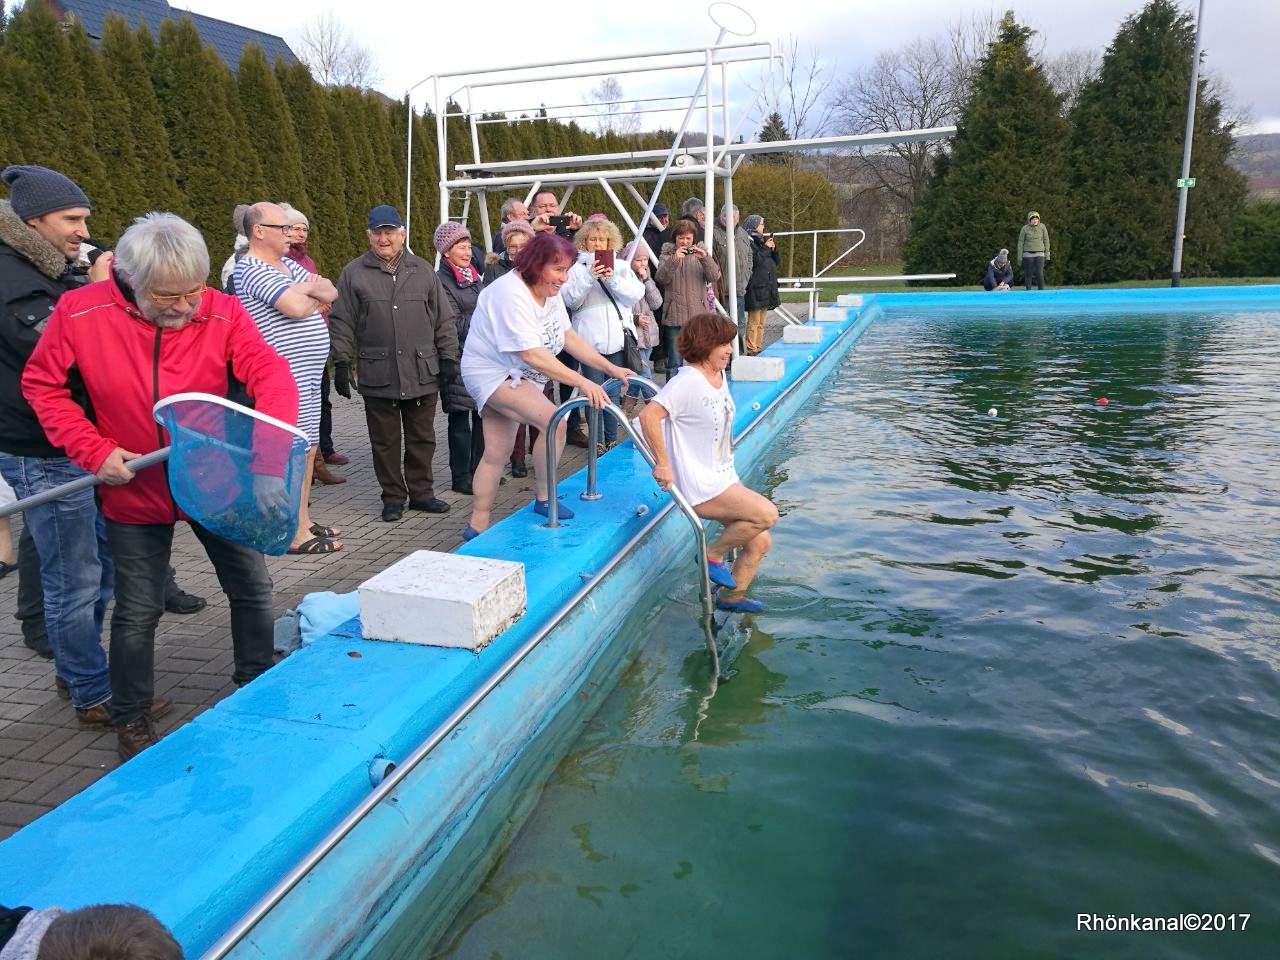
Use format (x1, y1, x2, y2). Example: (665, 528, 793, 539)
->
(329, 205, 460, 522)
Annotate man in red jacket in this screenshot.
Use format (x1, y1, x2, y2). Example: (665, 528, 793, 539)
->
(23, 212, 299, 760)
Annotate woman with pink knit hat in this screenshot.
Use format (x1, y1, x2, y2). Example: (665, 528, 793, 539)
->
(435, 221, 488, 495)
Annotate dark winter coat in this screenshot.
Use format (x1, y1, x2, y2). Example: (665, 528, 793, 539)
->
(655, 242, 721, 327)
(983, 259, 1014, 290)
(744, 235, 780, 311)
(328, 250, 460, 401)
(482, 252, 515, 285)
(0, 200, 92, 458)
(437, 263, 484, 413)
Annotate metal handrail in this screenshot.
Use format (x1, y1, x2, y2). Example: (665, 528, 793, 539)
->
(579, 374, 660, 500)
(542, 394, 719, 671)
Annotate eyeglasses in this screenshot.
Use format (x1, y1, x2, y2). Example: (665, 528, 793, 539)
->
(147, 284, 206, 307)
(258, 224, 290, 232)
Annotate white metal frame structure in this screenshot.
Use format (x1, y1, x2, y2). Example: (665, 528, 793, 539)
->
(402, 4, 956, 337)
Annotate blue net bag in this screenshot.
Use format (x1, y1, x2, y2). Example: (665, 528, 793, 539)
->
(153, 394, 308, 555)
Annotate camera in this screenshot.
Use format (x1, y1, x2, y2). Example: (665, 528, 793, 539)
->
(548, 215, 571, 229)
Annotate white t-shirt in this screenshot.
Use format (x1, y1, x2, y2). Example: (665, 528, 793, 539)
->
(461, 269, 570, 412)
(652, 366, 739, 506)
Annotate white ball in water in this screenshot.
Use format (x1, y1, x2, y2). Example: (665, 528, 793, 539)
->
(988, 407, 998, 417)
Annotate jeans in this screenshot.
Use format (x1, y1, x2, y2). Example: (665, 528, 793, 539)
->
(105, 519, 275, 725)
(447, 409, 484, 484)
(626, 348, 654, 398)
(661, 325, 683, 378)
(0, 454, 112, 709)
(1023, 255, 1046, 290)
(582, 350, 624, 445)
(16, 525, 49, 656)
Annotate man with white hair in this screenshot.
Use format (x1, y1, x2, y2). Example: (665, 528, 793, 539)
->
(714, 203, 753, 341)
(493, 196, 530, 253)
(23, 212, 299, 760)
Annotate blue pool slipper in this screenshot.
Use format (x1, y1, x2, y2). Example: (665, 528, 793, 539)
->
(707, 559, 737, 590)
(462, 524, 481, 542)
(716, 596, 767, 614)
(534, 497, 575, 520)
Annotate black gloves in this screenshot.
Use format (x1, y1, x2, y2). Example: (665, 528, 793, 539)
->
(438, 358, 460, 382)
(333, 361, 352, 399)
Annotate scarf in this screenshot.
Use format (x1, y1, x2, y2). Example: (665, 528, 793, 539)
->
(287, 242, 317, 275)
(447, 259, 479, 286)
(377, 249, 406, 275)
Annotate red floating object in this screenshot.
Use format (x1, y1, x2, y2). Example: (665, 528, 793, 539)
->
(1097, 397, 1109, 405)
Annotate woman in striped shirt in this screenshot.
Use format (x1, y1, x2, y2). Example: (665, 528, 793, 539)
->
(234, 202, 342, 554)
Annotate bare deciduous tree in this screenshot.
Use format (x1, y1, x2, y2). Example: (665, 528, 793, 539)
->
(1045, 48, 1101, 113)
(295, 12, 381, 90)
(585, 76, 640, 137)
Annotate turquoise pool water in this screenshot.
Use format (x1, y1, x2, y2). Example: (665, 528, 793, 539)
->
(433, 309, 1280, 959)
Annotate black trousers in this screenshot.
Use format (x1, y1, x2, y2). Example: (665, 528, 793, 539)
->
(447, 409, 484, 484)
(1023, 256, 1046, 290)
(364, 393, 438, 505)
(105, 520, 274, 725)
(319, 368, 335, 456)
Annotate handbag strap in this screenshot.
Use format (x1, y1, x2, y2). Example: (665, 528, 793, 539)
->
(596, 277, 636, 336)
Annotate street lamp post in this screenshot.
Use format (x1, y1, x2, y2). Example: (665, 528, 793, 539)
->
(1170, 0, 1207, 287)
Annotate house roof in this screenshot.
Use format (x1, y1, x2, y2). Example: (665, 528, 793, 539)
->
(55, 0, 299, 70)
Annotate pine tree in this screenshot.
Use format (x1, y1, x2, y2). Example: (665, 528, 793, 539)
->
(99, 15, 184, 216)
(276, 59, 347, 272)
(1064, 0, 1247, 282)
(65, 22, 145, 243)
(2, 1, 115, 223)
(903, 13, 1070, 285)
(236, 45, 308, 214)
(327, 88, 376, 251)
(756, 112, 789, 165)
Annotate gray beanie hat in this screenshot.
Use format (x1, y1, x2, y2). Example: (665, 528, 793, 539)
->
(995, 248, 1009, 264)
(743, 214, 764, 232)
(1, 165, 92, 220)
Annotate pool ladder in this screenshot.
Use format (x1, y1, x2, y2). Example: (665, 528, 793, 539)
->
(542, 375, 721, 679)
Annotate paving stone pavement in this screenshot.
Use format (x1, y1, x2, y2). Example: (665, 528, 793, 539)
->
(0, 392, 592, 840)
(0, 310, 798, 840)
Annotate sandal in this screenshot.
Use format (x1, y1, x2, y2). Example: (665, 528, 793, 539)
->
(310, 523, 342, 538)
(0, 560, 13, 580)
(288, 537, 342, 555)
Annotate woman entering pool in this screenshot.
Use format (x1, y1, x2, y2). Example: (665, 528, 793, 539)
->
(639, 312, 779, 614)
(460, 232, 632, 538)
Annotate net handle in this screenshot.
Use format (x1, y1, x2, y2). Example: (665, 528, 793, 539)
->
(0, 448, 170, 519)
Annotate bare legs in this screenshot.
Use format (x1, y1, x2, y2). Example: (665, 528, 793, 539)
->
(470, 380, 564, 532)
(292, 445, 341, 550)
(695, 483, 779, 598)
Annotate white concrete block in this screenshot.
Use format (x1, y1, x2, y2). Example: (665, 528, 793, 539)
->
(814, 306, 847, 321)
(731, 355, 785, 381)
(782, 325, 823, 344)
(836, 294, 864, 307)
(359, 550, 525, 650)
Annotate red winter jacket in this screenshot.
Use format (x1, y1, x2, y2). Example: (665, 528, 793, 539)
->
(22, 275, 298, 525)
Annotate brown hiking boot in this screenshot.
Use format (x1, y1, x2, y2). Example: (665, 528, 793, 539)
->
(78, 696, 173, 728)
(116, 715, 158, 761)
(313, 457, 346, 485)
(76, 701, 112, 727)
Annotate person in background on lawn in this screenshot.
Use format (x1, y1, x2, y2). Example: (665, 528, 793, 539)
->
(983, 248, 1014, 291)
(639, 312, 778, 615)
(1017, 211, 1050, 290)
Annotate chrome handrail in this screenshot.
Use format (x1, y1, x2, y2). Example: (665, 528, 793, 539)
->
(542, 395, 719, 671)
(579, 374, 660, 500)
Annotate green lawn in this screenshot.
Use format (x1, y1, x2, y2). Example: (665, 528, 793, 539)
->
(779, 261, 1280, 298)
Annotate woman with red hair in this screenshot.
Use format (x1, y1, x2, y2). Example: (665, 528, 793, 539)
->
(461, 232, 632, 538)
(639, 312, 778, 613)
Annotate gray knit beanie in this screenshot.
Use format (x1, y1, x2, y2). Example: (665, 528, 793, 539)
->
(743, 214, 764, 233)
(995, 248, 1009, 264)
(1, 165, 91, 220)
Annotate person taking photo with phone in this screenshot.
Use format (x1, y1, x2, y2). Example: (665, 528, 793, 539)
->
(560, 219, 644, 452)
(656, 218, 720, 380)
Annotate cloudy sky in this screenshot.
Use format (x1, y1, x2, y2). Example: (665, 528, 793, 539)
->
(179, 0, 1279, 133)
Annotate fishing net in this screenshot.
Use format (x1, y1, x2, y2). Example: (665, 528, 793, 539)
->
(153, 394, 308, 555)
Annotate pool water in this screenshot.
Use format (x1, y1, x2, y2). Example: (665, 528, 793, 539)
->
(432, 310, 1280, 959)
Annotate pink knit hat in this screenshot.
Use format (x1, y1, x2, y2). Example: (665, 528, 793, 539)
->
(433, 221, 471, 255)
(501, 218, 535, 242)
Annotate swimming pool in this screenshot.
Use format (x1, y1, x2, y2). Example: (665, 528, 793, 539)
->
(433, 305, 1280, 959)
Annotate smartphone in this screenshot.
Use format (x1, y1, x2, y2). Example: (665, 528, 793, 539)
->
(548, 214, 571, 228)
(594, 249, 614, 269)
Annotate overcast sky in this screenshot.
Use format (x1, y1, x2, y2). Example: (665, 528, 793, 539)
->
(178, 0, 1280, 134)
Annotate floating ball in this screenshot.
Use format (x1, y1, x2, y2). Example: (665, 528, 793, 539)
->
(1098, 397, 1109, 405)
(988, 407, 998, 417)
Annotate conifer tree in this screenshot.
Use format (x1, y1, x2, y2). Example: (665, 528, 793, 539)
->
(99, 15, 184, 216)
(327, 88, 376, 251)
(756, 112, 789, 166)
(65, 22, 146, 242)
(3, 2, 115, 223)
(237, 45, 308, 215)
(209, 47, 266, 203)
(276, 59, 347, 271)
(1064, 0, 1246, 282)
(903, 13, 1069, 285)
